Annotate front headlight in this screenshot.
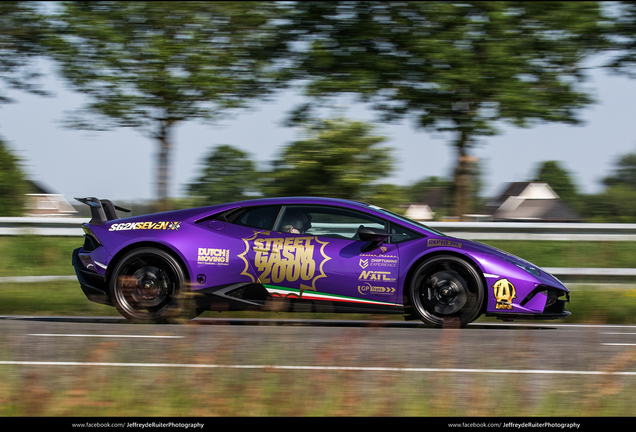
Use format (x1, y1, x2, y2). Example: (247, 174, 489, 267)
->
(507, 259, 541, 277)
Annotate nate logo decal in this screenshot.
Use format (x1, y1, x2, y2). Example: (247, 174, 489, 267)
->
(109, 221, 181, 231)
(239, 232, 330, 296)
(358, 270, 396, 282)
(493, 278, 516, 310)
(197, 248, 229, 265)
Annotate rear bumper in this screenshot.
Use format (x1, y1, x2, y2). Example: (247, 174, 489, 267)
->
(72, 247, 112, 306)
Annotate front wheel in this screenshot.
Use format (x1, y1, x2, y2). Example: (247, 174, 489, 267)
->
(408, 255, 484, 327)
(109, 247, 198, 323)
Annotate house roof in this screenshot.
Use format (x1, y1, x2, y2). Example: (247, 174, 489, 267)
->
(490, 182, 558, 206)
(492, 197, 579, 221)
(487, 182, 579, 221)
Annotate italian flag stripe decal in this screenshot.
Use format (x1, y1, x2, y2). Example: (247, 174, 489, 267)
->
(263, 285, 394, 306)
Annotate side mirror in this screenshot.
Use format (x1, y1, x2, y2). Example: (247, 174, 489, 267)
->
(357, 226, 391, 252)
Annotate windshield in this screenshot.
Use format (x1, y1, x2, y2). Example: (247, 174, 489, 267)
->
(364, 204, 447, 237)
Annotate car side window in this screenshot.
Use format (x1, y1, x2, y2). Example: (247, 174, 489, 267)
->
(390, 223, 423, 244)
(232, 205, 281, 230)
(275, 205, 386, 239)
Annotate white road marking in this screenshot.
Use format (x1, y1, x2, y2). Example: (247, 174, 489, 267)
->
(602, 343, 636, 346)
(0, 361, 635, 376)
(29, 334, 182, 339)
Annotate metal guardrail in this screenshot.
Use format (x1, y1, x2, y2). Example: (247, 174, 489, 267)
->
(1, 218, 635, 283)
(0, 217, 88, 237)
(426, 222, 636, 241)
(4, 218, 636, 241)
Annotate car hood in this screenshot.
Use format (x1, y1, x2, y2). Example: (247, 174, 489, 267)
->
(444, 236, 569, 292)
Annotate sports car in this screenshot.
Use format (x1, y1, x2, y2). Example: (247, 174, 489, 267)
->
(72, 196, 570, 326)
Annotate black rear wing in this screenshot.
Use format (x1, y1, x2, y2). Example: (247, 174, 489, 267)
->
(75, 197, 131, 225)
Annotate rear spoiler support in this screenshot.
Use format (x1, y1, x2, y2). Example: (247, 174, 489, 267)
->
(75, 197, 131, 225)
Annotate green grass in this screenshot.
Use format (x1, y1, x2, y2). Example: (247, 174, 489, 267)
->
(1, 236, 636, 323)
(1, 237, 636, 417)
(481, 240, 636, 269)
(0, 236, 79, 277)
(2, 237, 635, 279)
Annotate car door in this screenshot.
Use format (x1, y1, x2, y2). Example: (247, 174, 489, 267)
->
(243, 204, 399, 307)
(192, 204, 282, 289)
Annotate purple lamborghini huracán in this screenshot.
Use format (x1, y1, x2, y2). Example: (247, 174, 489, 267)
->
(72, 197, 570, 326)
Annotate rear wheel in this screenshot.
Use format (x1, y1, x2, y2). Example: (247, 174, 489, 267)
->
(109, 247, 199, 323)
(409, 255, 484, 327)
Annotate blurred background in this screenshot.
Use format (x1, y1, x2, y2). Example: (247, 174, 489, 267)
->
(2, 1, 636, 221)
(4, 2, 636, 418)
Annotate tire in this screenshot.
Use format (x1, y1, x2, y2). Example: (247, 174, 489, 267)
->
(109, 247, 199, 323)
(408, 255, 484, 327)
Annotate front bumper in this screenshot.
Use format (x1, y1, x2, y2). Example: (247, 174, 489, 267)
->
(486, 286, 571, 321)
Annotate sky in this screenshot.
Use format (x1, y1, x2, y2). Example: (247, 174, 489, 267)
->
(1, 58, 636, 205)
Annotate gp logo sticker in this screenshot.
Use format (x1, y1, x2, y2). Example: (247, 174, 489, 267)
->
(239, 231, 331, 296)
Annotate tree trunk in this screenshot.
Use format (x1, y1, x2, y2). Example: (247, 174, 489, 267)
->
(156, 122, 172, 212)
(452, 131, 475, 221)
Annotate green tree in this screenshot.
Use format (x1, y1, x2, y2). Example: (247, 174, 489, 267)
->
(47, 1, 288, 209)
(581, 150, 636, 222)
(603, 1, 636, 76)
(0, 1, 49, 106)
(602, 152, 636, 189)
(585, 185, 636, 223)
(285, 1, 608, 219)
(265, 118, 393, 199)
(0, 138, 27, 216)
(188, 145, 259, 205)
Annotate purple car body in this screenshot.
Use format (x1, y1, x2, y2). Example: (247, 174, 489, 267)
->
(72, 196, 570, 326)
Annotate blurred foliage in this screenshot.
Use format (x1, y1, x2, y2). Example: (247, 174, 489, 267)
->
(3, 1, 636, 221)
(604, 0, 636, 76)
(283, 1, 609, 217)
(0, 1, 49, 105)
(580, 151, 636, 222)
(263, 117, 393, 200)
(46, 1, 290, 208)
(0, 138, 27, 216)
(188, 144, 259, 205)
(533, 160, 583, 211)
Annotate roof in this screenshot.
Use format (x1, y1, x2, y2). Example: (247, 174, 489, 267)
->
(489, 182, 558, 207)
(492, 198, 580, 222)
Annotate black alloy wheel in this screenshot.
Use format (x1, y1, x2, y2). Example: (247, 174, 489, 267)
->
(409, 255, 484, 327)
(109, 247, 196, 323)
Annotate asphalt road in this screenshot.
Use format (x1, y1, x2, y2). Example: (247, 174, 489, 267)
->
(1, 316, 636, 376)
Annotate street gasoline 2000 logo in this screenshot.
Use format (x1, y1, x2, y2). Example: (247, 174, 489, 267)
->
(239, 232, 330, 296)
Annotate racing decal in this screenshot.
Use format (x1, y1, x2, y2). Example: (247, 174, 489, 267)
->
(239, 231, 331, 296)
(427, 239, 462, 248)
(493, 278, 517, 310)
(109, 221, 181, 232)
(360, 248, 398, 265)
(358, 270, 396, 283)
(197, 248, 230, 265)
(357, 283, 395, 296)
(362, 257, 397, 268)
(265, 285, 394, 306)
